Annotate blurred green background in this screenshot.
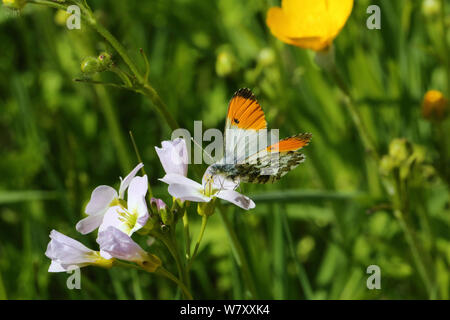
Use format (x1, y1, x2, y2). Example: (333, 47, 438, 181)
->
(0, 0, 449, 299)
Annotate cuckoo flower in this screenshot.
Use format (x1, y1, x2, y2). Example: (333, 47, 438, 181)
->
(99, 175, 149, 236)
(155, 138, 188, 177)
(97, 226, 161, 272)
(160, 166, 255, 211)
(76, 163, 144, 235)
(45, 230, 112, 272)
(266, 0, 354, 51)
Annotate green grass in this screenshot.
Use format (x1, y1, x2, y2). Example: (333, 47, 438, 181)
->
(0, 0, 449, 299)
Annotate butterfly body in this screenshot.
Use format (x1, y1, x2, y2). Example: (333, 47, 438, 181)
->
(211, 88, 311, 185)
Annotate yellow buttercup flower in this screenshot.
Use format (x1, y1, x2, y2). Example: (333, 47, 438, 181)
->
(266, 0, 354, 51)
(422, 90, 448, 121)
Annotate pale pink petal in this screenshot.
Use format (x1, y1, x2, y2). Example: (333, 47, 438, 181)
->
(45, 230, 96, 266)
(160, 173, 202, 189)
(151, 198, 167, 211)
(215, 190, 255, 210)
(76, 213, 106, 235)
(155, 138, 188, 176)
(97, 227, 148, 263)
(119, 163, 144, 198)
(168, 183, 210, 202)
(48, 261, 67, 273)
(85, 185, 118, 215)
(127, 175, 148, 213)
(98, 206, 128, 234)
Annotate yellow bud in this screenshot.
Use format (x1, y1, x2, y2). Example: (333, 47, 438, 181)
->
(54, 10, 70, 26)
(380, 155, 395, 175)
(422, 90, 448, 121)
(216, 48, 238, 77)
(2, 0, 27, 10)
(422, 0, 441, 18)
(258, 48, 275, 67)
(389, 138, 411, 165)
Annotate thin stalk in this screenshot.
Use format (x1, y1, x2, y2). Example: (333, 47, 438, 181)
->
(394, 210, 435, 298)
(155, 267, 193, 300)
(28, 0, 67, 10)
(129, 131, 153, 198)
(329, 67, 379, 162)
(441, 0, 450, 97)
(218, 205, 257, 299)
(183, 212, 191, 259)
(187, 215, 208, 271)
(280, 210, 314, 299)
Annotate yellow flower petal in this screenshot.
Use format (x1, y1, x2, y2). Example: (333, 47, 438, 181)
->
(266, 0, 354, 51)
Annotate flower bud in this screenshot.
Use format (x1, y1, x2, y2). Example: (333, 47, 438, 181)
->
(54, 10, 70, 26)
(216, 47, 238, 77)
(258, 48, 275, 67)
(151, 198, 173, 226)
(140, 253, 162, 273)
(197, 199, 216, 217)
(389, 138, 411, 165)
(98, 52, 113, 69)
(81, 56, 101, 74)
(380, 155, 395, 175)
(422, 90, 448, 121)
(2, 0, 27, 10)
(422, 0, 441, 18)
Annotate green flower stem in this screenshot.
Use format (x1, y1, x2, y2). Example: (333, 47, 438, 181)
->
(394, 210, 435, 298)
(218, 205, 257, 299)
(328, 67, 379, 162)
(441, 0, 450, 97)
(187, 215, 208, 271)
(169, 226, 190, 289)
(183, 212, 191, 259)
(393, 174, 435, 298)
(155, 267, 193, 300)
(159, 233, 184, 285)
(85, 12, 143, 84)
(112, 259, 141, 270)
(139, 84, 179, 130)
(28, 0, 67, 11)
(281, 211, 314, 299)
(114, 260, 193, 299)
(129, 131, 153, 199)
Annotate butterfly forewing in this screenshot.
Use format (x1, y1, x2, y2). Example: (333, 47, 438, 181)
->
(223, 88, 267, 164)
(216, 88, 311, 184)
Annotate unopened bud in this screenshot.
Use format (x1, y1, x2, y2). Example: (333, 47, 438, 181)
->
(197, 199, 216, 217)
(2, 0, 27, 10)
(422, 90, 448, 121)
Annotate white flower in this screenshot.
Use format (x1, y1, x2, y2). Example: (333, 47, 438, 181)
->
(155, 138, 188, 177)
(76, 163, 144, 234)
(97, 227, 161, 271)
(99, 175, 149, 236)
(45, 230, 112, 272)
(160, 166, 255, 210)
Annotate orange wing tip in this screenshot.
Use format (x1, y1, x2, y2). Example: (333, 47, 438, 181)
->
(267, 133, 312, 152)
